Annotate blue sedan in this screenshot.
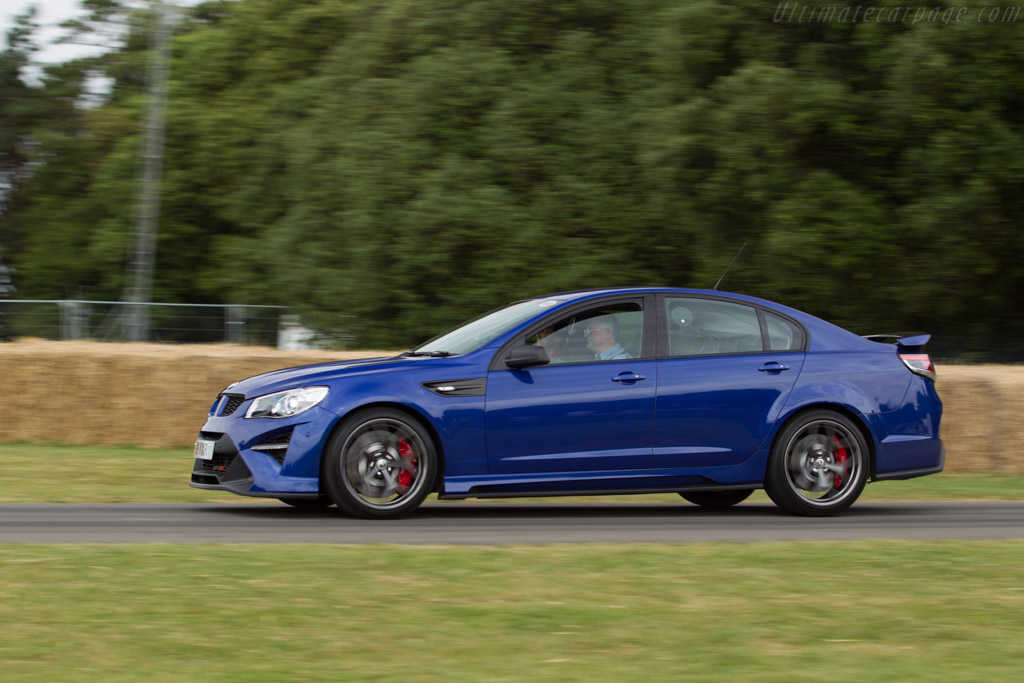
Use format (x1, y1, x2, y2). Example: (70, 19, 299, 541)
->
(191, 288, 943, 518)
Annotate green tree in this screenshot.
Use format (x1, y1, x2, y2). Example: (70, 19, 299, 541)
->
(0, 6, 41, 232)
(2, 0, 1022, 356)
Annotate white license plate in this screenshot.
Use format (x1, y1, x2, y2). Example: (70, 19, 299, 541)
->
(193, 439, 215, 460)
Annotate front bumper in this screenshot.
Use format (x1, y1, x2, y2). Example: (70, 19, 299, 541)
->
(190, 404, 339, 497)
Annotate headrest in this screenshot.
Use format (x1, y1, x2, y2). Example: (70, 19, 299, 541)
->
(669, 305, 694, 328)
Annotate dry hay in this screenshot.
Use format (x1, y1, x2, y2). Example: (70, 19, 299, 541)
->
(0, 340, 398, 450)
(0, 340, 1020, 472)
(932, 365, 1024, 473)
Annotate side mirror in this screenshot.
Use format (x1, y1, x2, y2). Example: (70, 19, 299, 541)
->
(506, 344, 549, 370)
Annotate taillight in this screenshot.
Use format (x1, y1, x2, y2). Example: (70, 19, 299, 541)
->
(900, 354, 935, 381)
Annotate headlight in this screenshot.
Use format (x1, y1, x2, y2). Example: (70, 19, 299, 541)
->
(245, 386, 329, 419)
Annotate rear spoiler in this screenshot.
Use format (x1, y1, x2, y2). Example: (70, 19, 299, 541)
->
(862, 332, 931, 353)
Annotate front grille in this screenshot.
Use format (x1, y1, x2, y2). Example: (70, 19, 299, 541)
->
(192, 432, 251, 489)
(220, 394, 245, 416)
(201, 451, 237, 473)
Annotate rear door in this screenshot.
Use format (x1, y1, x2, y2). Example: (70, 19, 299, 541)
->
(652, 295, 805, 469)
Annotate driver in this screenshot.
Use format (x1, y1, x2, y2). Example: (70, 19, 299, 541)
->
(585, 315, 632, 360)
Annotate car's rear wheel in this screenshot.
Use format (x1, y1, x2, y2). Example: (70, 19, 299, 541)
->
(679, 490, 753, 508)
(765, 409, 868, 516)
(278, 495, 333, 509)
(322, 408, 436, 519)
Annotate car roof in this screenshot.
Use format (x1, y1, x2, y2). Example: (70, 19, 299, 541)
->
(532, 287, 773, 308)
(527, 287, 874, 352)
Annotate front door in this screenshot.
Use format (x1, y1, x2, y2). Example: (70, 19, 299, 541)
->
(485, 299, 656, 475)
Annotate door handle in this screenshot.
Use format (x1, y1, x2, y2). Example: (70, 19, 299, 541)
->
(612, 372, 646, 383)
(758, 362, 790, 373)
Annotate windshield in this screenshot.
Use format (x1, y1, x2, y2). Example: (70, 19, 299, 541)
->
(413, 299, 560, 355)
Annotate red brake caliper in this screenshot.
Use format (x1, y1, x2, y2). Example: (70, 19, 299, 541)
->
(397, 439, 416, 491)
(833, 436, 847, 489)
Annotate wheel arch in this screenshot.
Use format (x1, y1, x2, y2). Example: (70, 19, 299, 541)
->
(324, 401, 447, 493)
(771, 403, 878, 478)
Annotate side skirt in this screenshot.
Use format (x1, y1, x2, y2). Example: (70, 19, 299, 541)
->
(439, 452, 773, 500)
(440, 483, 761, 501)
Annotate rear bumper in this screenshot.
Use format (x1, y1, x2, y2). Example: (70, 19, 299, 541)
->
(874, 443, 945, 481)
(874, 374, 943, 476)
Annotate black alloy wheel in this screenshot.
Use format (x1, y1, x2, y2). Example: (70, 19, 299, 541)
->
(322, 408, 437, 520)
(765, 409, 868, 517)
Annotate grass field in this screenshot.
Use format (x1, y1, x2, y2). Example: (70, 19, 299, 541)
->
(0, 442, 1019, 504)
(2, 444, 1023, 681)
(1, 542, 1022, 682)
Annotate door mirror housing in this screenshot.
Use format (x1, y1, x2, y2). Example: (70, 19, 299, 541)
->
(506, 344, 549, 370)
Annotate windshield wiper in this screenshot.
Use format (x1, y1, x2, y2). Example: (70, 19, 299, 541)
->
(401, 350, 454, 357)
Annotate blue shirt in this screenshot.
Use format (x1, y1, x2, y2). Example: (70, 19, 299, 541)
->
(596, 343, 632, 360)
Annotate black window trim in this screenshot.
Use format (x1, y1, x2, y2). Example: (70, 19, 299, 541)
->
(488, 294, 657, 371)
(655, 293, 809, 359)
(758, 307, 808, 353)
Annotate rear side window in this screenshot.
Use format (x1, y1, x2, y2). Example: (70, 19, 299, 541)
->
(665, 297, 763, 356)
(764, 311, 805, 351)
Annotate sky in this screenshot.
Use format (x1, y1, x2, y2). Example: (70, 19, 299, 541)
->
(1, 1, 208, 66)
(1, 0, 110, 64)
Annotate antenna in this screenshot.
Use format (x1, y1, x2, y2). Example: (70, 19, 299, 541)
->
(712, 242, 747, 291)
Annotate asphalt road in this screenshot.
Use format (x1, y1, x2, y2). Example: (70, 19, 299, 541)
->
(1, 501, 1022, 543)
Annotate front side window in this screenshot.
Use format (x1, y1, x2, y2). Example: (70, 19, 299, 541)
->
(526, 302, 644, 363)
(665, 297, 763, 357)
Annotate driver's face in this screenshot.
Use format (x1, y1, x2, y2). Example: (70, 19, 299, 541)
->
(585, 324, 610, 351)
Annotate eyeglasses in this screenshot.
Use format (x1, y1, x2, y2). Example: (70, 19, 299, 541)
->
(584, 326, 608, 337)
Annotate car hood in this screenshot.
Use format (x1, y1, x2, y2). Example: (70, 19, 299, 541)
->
(224, 356, 416, 397)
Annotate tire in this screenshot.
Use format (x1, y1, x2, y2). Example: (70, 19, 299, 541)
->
(764, 409, 868, 517)
(679, 489, 753, 508)
(278, 495, 333, 509)
(322, 408, 436, 519)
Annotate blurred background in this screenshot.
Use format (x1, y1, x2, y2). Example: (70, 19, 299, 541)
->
(1, 0, 1022, 359)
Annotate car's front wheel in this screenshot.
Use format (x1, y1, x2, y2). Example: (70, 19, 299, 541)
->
(679, 489, 753, 508)
(765, 409, 868, 516)
(322, 408, 436, 519)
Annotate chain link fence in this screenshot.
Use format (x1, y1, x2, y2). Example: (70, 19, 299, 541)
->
(0, 300, 288, 346)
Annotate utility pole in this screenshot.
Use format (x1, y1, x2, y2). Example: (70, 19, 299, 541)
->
(0, 252, 13, 339)
(121, 0, 173, 341)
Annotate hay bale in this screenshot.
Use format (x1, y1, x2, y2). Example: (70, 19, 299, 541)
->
(0, 341, 396, 449)
(938, 365, 1024, 474)
(0, 341, 1020, 472)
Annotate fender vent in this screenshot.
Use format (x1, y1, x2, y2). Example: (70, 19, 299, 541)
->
(421, 378, 487, 397)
